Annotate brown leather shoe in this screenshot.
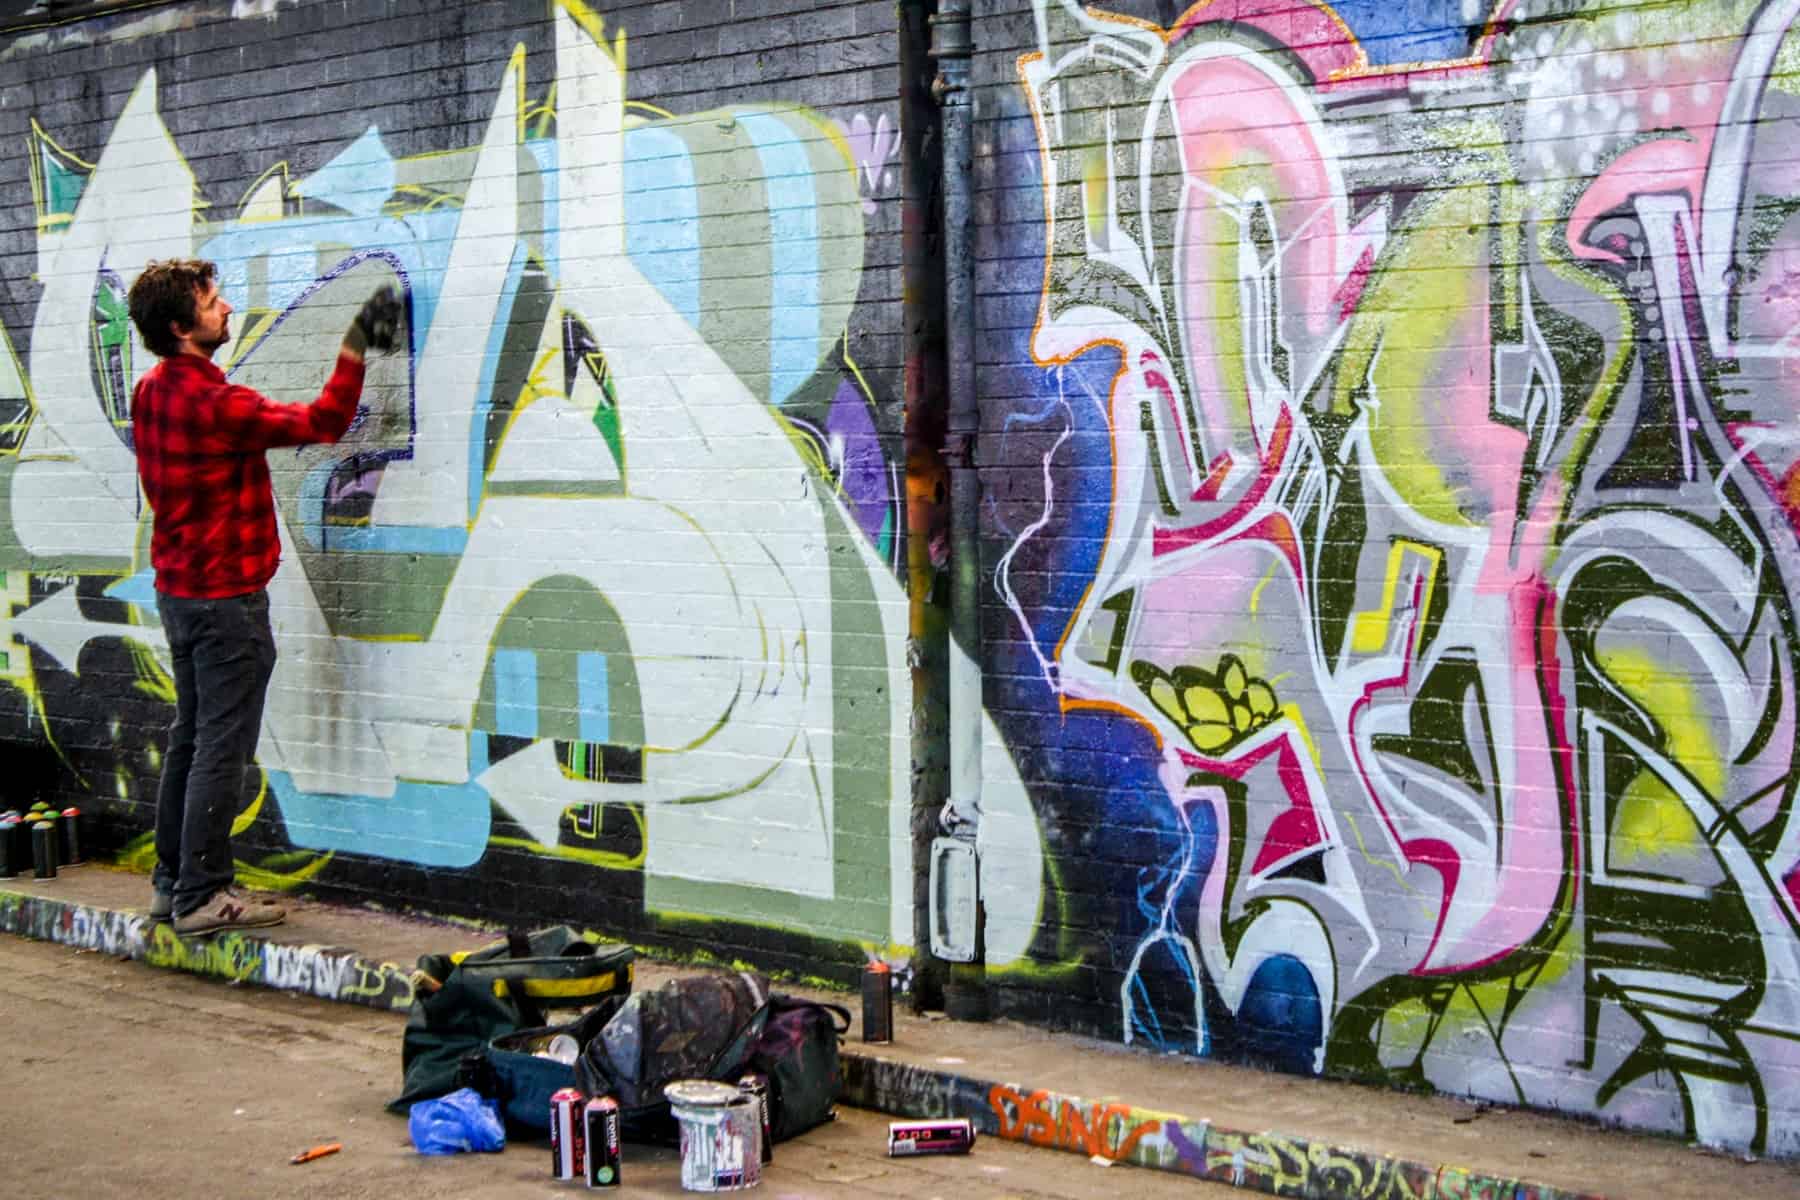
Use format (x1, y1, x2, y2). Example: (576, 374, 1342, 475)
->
(172, 890, 286, 936)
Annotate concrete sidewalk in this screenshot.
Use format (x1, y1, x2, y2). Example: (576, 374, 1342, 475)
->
(1, 865, 1790, 1200)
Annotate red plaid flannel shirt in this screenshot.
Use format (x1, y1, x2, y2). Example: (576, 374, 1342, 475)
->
(132, 350, 365, 599)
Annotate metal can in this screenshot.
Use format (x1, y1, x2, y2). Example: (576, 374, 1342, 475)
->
(31, 820, 57, 880)
(861, 961, 893, 1042)
(887, 1117, 976, 1157)
(0, 818, 17, 878)
(550, 1087, 586, 1180)
(738, 1073, 773, 1164)
(5, 818, 28, 878)
(583, 1095, 621, 1188)
(58, 807, 81, 867)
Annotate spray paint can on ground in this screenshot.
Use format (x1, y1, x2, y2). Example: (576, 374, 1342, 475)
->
(550, 1087, 586, 1180)
(861, 961, 893, 1043)
(737, 1073, 773, 1164)
(583, 1094, 621, 1188)
(31, 820, 57, 879)
(57, 808, 81, 867)
(0, 817, 19, 878)
(7, 818, 30, 878)
(887, 1117, 976, 1157)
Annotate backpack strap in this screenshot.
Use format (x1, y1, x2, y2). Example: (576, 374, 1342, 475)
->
(767, 995, 852, 1035)
(816, 1001, 852, 1036)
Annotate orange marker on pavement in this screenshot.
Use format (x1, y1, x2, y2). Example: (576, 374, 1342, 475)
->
(290, 1143, 342, 1166)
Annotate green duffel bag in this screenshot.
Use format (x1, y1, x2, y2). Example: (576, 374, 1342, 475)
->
(391, 927, 634, 1113)
(425, 926, 635, 1014)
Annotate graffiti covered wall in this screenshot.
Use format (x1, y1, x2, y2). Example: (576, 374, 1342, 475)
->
(982, 0, 1800, 1159)
(3, 0, 1799, 1159)
(0, 0, 1048, 983)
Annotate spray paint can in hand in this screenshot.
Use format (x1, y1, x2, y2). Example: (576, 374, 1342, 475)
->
(583, 1095, 621, 1188)
(31, 820, 57, 879)
(57, 808, 82, 867)
(738, 1073, 773, 1164)
(861, 960, 893, 1042)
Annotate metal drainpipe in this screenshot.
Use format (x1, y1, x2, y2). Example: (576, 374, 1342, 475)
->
(929, 0, 988, 1023)
(902, 0, 949, 1015)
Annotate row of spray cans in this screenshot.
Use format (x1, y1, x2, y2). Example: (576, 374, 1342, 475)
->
(0, 803, 82, 880)
(550, 1072, 775, 1190)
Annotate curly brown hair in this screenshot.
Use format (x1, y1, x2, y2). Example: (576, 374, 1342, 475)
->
(128, 259, 218, 359)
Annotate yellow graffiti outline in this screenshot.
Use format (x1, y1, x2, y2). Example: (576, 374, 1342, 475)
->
(235, 160, 291, 223)
(487, 344, 565, 449)
(1347, 541, 1442, 656)
(0, 320, 36, 455)
(0, 570, 84, 779)
(1247, 561, 1279, 615)
(235, 849, 337, 893)
(489, 831, 645, 871)
(555, 0, 627, 73)
(25, 117, 94, 234)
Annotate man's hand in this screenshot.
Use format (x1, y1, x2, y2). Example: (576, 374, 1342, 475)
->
(346, 286, 404, 356)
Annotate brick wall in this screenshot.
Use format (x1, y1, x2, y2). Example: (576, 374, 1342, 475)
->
(0, 0, 915, 980)
(1, 0, 1797, 1159)
(969, 0, 1800, 1159)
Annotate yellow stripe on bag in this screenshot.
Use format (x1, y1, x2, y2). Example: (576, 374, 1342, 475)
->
(491, 964, 630, 1001)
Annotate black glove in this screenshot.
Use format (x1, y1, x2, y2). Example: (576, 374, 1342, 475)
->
(349, 285, 404, 355)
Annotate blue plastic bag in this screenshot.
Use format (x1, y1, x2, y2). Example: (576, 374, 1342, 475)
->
(409, 1087, 506, 1155)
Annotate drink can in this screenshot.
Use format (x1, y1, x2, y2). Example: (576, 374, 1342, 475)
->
(583, 1095, 621, 1188)
(887, 1117, 975, 1156)
(738, 1073, 773, 1164)
(861, 961, 893, 1042)
(550, 1087, 586, 1180)
(31, 820, 57, 880)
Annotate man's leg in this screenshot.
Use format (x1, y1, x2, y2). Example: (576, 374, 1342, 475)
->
(200, 590, 276, 886)
(170, 591, 278, 918)
(152, 596, 201, 909)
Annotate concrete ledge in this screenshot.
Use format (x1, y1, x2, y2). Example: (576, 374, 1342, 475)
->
(839, 1053, 1602, 1200)
(0, 884, 416, 1011)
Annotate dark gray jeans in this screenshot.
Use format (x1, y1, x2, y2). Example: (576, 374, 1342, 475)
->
(153, 589, 277, 918)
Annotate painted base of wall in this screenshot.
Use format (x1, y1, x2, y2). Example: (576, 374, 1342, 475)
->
(841, 1057, 1604, 1200)
(0, 886, 416, 1011)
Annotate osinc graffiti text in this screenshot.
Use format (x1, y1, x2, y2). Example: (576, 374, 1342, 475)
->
(987, 1083, 1160, 1162)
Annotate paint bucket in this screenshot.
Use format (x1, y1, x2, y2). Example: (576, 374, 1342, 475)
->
(666, 1080, 761, 1191)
